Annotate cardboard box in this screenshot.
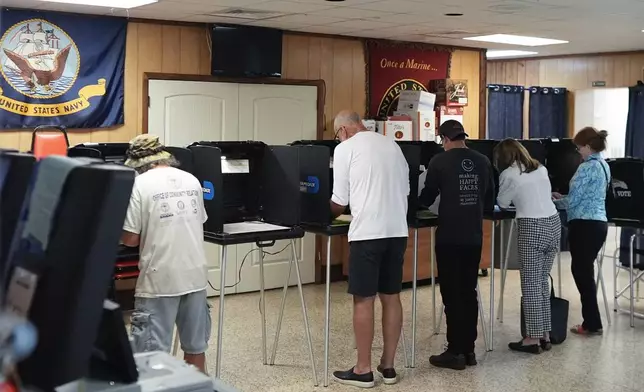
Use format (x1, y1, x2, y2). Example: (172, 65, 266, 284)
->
(394, 110, 435, 141)
(362, 119, 377, 132)
(397, 90, 436, 112)
(429, 79, 468, 107)
(377, 120, 414, 141)
(437, 106, 464, 130)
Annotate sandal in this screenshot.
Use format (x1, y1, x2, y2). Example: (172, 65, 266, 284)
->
(540, 339, 552, 351)
(570, 324, 603, 336)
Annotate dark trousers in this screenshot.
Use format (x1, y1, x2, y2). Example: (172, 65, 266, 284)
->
(435, 243, 482, 354)
(568, 219, 608, 331)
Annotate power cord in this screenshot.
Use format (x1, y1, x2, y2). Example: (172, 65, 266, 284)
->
(208, 243, 291, 292)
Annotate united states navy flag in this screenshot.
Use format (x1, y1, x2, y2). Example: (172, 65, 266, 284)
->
(0, 9, 126, 129)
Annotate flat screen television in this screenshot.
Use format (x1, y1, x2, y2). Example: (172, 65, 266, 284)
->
(211, 25, 282, 78)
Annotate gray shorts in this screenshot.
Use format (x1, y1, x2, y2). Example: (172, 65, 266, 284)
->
(131, 290, 211, 355)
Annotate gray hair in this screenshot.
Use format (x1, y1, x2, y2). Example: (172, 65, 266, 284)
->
(334, 111, 362, 130)
(135, 156, 180, 174)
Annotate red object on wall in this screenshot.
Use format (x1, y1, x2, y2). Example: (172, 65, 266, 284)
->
(366, 40, 451, 118)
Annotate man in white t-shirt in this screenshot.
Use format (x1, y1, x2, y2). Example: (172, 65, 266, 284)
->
(330, 111, 410, 388)
(120, 135, 210, 373)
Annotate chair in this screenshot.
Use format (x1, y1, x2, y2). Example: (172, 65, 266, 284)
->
(31, 126, 69, 160)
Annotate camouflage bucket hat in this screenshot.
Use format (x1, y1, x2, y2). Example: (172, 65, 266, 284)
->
(124, 134, 172, 169)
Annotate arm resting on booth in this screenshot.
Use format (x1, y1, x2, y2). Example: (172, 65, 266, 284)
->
(496, 169, 515, 209)
(419, 161, 439, 208)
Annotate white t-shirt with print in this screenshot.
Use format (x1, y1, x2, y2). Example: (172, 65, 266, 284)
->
(123, 167, 208, 298)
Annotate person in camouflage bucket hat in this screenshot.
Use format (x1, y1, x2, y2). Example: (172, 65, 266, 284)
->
(124, 134, 176, 173)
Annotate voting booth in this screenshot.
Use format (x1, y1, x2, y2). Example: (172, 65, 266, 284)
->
(188, 141, 317, 386)
(544, 138, 581, 195)
(520, 139, 547, 164)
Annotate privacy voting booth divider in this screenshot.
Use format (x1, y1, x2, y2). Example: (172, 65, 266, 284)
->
(187, 141, 317, 386)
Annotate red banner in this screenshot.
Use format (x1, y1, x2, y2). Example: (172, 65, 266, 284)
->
(366, 41, 452, 118)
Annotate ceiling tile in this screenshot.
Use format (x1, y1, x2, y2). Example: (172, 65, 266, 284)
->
(325, 19, 397, 32)
(310, 6, 392, 19)
(138, 0, 227, 13)
(291, 24, 361, 34)
(351, 0, 444, 13)
(179, 0, 267, 6)
(265, 13, 346, 25)
(2, 0, 42, 8)
(178, 14, 254, 23)
(244, 0, 335, 13)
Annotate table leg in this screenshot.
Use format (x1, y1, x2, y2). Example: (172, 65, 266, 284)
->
(597, 242, 611, 326)
(290, 239, 319, 386)
(400, 324, 409, 368)
(498, 219, 514, 323)
(431, 227, 437, 335)
(477, 283, 489, 352)
(489, 222, 495, 352)
(259, 246, 267, 365)
(324, 236, 332, 387)
(215, 245, 228, 378)
(269, 244, 293, 365)
(411, 228, 418, 368)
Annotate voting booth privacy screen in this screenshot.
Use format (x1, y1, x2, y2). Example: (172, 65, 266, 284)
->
(545, 139, 581, 195)
(293, 144, 332, 226)
(189, 141, 301, 234)
(607, 158, 644, 223)
(6, 158, 135, 390)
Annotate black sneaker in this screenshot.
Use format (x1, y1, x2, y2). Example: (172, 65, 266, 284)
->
(332, 368, 375, 388)
(376, 365, 398, 385)
(465, 352, 477, 366)
(429, 351, 466, 370)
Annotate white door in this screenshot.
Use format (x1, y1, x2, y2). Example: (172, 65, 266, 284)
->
(235, 84, 318, 293)
(147, 80, 240, 297)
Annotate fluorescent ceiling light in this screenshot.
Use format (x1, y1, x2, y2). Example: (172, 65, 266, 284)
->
(487, 50, 538, 59)
(42, 0, 157, 8)
(464, 34, 568, 47)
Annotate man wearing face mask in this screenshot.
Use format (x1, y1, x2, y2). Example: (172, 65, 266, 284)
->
(419, 120, 495, 370)
(120, 135, 210, 373)
(330, 110, 410, 388)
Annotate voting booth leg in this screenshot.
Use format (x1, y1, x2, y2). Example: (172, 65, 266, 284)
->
(595, 242, 611, 326)
(215, 246, 228, 378)
(488, 222, 496, 351)
(400, 323, 409, 368)
(290, 239, 319, 386)
(498, 219, 515, 323)
(259, 248, 268, 365)
(431, 228, 437, 335)
(631, 234, 637, 327)
(436, 282, 490, 352)
(477, 284, 490, 352)
(324, 236, 332, 387)
(269, 250, 293, 366)
(411, 229, 419, 368)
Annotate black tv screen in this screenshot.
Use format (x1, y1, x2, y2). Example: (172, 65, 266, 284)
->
(211, 25, 283, 78)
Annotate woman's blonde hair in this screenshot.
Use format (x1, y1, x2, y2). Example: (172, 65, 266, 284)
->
(493, 138, 540, 174)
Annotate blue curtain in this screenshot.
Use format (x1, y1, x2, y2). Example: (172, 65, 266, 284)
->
(620, 82, 644, 267)
(487, 85, 524, 139)
(529, 87, 568, 138)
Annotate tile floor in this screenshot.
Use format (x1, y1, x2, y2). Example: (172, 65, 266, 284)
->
(190, 228, 644, 391)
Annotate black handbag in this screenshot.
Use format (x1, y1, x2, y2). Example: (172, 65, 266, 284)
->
(521, 275, 569, 344)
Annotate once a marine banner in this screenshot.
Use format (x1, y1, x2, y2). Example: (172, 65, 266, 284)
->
(0, 9, 126, 129)
(366, 40, 452, 118)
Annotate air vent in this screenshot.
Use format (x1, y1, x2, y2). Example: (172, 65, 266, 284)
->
(207, 8, 286, 20)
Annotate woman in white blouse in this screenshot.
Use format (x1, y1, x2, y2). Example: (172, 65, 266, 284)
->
(494, 139, 561, 354)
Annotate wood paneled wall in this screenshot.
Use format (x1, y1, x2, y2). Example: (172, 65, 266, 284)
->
(487, 52, 644, 137)
(0, 21, 481, 150)
(0, 22, 211, 151)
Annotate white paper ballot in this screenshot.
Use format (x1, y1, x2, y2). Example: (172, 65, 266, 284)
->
(221, 159, 250, 174)
(223, 221, 291, 235)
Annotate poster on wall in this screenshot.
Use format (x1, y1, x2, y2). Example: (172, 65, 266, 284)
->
(0, 8, 126, 129)
(366, 40, 452, 118)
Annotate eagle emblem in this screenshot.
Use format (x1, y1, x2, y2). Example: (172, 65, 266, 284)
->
(1, 19, 79, 99)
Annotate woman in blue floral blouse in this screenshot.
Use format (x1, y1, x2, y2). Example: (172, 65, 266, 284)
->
(552, 127, 610, 336)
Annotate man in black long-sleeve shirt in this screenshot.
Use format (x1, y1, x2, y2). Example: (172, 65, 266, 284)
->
(419, 120, 495, 370)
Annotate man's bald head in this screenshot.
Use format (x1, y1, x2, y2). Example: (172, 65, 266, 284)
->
(333, 110, 367, 142)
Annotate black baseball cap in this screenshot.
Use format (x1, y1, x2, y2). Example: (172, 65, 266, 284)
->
(439, 120, 468, 140)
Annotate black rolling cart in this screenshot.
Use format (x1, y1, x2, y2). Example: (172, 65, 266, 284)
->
(189, 141, 318, 386)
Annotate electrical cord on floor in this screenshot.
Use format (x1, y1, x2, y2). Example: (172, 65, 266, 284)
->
(207, 243, 292, 292)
